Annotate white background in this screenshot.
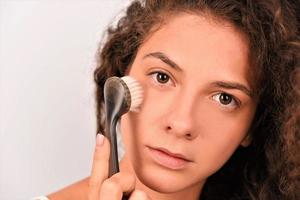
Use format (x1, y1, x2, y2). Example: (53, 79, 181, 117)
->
(0, 0, 126, 199)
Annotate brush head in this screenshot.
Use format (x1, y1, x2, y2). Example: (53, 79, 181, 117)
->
(104, 76, 143, 117)
(120, 76, 143, 112)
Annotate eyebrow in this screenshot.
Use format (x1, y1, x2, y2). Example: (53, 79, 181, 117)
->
(143, 51, 253, 98)
(210, 81, 253, 98)
(143, 52, 183, 72)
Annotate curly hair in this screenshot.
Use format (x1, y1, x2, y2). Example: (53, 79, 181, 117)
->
(93, 0, 300, 199)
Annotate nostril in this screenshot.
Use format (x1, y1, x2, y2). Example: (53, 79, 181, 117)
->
(166, 125, 194, 139)
(185, 133, 193, 140)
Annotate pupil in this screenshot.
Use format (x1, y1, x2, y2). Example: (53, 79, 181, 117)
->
(157, 73, 169, 83)
(219, 93, 232, 105)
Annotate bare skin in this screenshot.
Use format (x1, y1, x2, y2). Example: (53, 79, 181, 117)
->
(48, 13, 257, 200)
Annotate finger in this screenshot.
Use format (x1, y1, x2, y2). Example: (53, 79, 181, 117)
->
(129, 189, 152, 200)
(99, 172, 136, 200)
(88, 134, 110, 200)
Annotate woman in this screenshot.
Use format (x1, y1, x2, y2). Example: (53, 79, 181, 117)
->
(46, 0, 300, 199)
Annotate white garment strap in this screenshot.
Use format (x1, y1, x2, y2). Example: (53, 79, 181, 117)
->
(31, 196, 49, 200)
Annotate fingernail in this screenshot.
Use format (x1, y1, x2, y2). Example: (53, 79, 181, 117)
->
(96, 134, 104, 146)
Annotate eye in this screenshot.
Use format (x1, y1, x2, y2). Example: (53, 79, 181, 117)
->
(212, 92, 240, 109)
(148, 71, 172, 85)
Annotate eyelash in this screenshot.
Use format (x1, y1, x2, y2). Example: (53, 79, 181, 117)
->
(147, 70, 241, 109)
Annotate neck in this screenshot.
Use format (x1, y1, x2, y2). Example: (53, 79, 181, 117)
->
(119, 156, 204, 200)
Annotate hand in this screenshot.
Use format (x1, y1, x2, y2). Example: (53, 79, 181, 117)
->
(88, 134, 151, 200)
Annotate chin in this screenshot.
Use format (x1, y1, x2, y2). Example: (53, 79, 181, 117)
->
(134, 163, 194, 193)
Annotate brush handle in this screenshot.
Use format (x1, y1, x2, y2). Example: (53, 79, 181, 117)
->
(106, 117, 120, 177)
(104, 77, 125, 176)
(103, 76, 133, 199)
(105, 113, 131, 200)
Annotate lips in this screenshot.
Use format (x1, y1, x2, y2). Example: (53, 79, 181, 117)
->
(151, 147, 192, 162)
(147, 146, 192, 170)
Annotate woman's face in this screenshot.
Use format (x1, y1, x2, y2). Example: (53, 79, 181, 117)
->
(120, 13, 257, 193)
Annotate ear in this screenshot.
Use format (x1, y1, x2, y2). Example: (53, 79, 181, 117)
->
(240, 133, 252, 147)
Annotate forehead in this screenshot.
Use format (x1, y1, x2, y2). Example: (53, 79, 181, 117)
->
(135, 13, 252, 89)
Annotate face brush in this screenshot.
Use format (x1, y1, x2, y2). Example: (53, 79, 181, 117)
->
(103, 76, 143, 177)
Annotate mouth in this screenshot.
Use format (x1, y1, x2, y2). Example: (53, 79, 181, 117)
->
(146, 146, 192, 170)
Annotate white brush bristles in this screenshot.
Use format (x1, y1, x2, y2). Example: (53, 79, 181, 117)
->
(121, 76, 143, 112)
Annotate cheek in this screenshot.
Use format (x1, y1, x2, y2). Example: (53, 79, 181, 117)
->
(142, 90, 172, 120)
(120, 113, 141, 160)
(119, 86, 173, 168)
(190, 106, 255, 175)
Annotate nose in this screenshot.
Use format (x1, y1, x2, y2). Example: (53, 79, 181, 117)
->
(164, 90, 198, 140)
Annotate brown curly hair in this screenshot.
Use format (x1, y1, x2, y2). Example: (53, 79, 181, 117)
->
(93, 0, 300, 199)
